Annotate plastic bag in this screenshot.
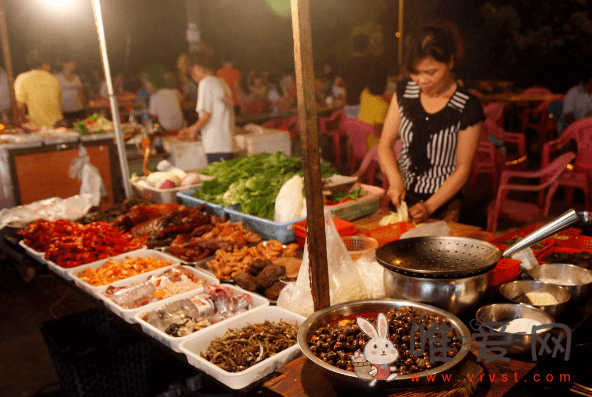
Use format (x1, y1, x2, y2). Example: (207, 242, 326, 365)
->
(0, 194, 96, 229)
(68, 145, 106, 207)
(355, 254, 385, 299)
(277, 209, 368, 317)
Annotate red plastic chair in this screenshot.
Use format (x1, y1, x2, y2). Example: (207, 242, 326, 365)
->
(319, 109, 347, 164)
(341, 118, 380, 175)
(466, 119, 528, 195)
(352, 140, 402, 187)
(262, 118, 292, 130)
(520, 87, 553, 96)
(484, 102, 505, 127)
(521, 100, 558, 152)
(540, 117, 592, 211)
(486, 151, 576, 233)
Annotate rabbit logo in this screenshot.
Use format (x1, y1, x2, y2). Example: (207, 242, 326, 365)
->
(351, 313, 399, 387)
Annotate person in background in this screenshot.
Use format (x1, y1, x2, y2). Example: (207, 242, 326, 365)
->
(178, 53, 235, 164)
(340, 33, 375, 119)
(248, 73, 268, 101)
(14, 55, 63, 127)
(358, 61, 389, 150)
(135, 71, 151, 108)
(55, 58, 86, 121)
(378, 22, 483, 223)
(216, 60, 242, 114)
(563, 69, 592, 128)
(99, 73, 124, 98)
(146, 67, 186, 132)
(0, 66, 10, 123)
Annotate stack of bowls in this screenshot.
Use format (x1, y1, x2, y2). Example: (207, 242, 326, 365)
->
(499, 280, 571, 319)
(529, 264, 592, 302)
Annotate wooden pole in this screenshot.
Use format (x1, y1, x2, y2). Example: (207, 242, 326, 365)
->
(398, 0, 404, 67)
(0, 0, 19, 125)
(290, 0, 330, 311)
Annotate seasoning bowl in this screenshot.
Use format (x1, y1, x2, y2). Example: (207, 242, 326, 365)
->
(529, 264, 592, 302)
(499, 280, 571, 319)
(475, 303, 554, 356)
(297, 299, 471, 391)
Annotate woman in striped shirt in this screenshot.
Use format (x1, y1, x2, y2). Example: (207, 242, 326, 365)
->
(378, 22, 484, 223)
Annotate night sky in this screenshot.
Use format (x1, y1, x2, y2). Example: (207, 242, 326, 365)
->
(1, 0, 586, 92)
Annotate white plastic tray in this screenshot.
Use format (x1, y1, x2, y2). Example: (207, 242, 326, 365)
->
(97, 265, 219, 323)
(134, 284, 269, 352)
(68, 249, 174, 296)
(179, 306, 305, 390)
(18, 240, 47, 264)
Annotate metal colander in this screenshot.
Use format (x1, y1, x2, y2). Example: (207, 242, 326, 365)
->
(375, 236, 501, 278)
(376, 209, 588, 279)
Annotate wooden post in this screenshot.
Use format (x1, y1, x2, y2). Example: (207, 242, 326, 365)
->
(290, 0, 330, 311)
(0, 0, 19, 125)
(398, 0, 404, 66)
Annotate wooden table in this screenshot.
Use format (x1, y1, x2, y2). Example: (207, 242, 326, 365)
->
(481, 93, 565, 105)
(235, 103, 341, 127)
(259, 214, 591, 397)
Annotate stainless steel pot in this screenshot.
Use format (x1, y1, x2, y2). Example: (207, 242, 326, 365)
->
(377, 209, 587, 315)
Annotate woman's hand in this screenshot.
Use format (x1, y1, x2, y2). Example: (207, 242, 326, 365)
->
(408, 202, 431, 223)
(387, 179, 406, 209)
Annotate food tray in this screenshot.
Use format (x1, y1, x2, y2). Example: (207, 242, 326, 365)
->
(131, 174, 214, 204)
(555, 235, 592, 252)
(294, 217, 355, 248)
(179, 306, 306, 390)
(177, 189, 228, 218)
(68, 249, 179, 297)
(224, 207, 304, 244)
(323, 184, 385, 221)
(490, 231, 554, 256)
(363, 222, 416, 246)
(536, 246, 592, 264)
(46, 250, 150, 281)
(97, 265, 219, 323)
(18, 240, 47, 263)
(134, 285, 269, 352)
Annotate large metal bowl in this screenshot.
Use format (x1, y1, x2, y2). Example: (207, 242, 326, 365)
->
(529, 264, 592, 302)
(499, 280, 571, 319)
(297, 299, 472, 392)
(475, 303, 554, 356)
(383, 269, 488, 316)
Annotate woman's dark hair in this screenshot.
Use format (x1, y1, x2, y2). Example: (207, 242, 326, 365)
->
(404, 21, 464, 75)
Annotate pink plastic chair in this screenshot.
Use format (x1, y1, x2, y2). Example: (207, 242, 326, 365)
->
(520, 87, 553, 96)
(341, 118, 380, 175)
(540, 117, 592, 211)
(352, 140, 402, 187)
(521, 100, 558, 151)
(486, 151, 575, 233)
(466, 119, 528, 195)
(484, 102, 505, 127)
(319, 109, 347, 164)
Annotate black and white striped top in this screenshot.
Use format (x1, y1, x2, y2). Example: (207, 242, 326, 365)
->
(396, 79, 484, 200)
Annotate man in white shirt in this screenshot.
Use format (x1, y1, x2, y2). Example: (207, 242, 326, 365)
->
(563, 72, 592, 128)
(179, 53, 235, 164)
(145, 68, 185, 131)
(55, 58, 86, 121)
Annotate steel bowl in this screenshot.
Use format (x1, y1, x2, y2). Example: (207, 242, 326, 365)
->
(475, 303, 554, 355)
(383, 268, 488, 316)
(297, 299, 471, 392)
(499, 280, 571, 319)
(529, 264, 592, 302)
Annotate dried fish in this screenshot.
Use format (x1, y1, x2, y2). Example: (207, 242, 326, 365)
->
(200, 320, 298, 372)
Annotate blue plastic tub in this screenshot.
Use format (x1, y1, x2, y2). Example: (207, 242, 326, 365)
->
(224, 206, 304, 243)
(176, 189, 227, 218)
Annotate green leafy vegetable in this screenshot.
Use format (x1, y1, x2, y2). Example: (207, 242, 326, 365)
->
(331, 185, 362, 202)
(194, 151, 337, 220)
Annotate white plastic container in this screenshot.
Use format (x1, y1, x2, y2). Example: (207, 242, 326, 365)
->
(97, 265, 219, 323)
(179, 306, 305, 390)
(68, 249, 177, 297)
(130, 174, 214, 204)
(235, 128, 291, 156)
(134, 284, 269, 352)
(18, 240, 47, 264)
